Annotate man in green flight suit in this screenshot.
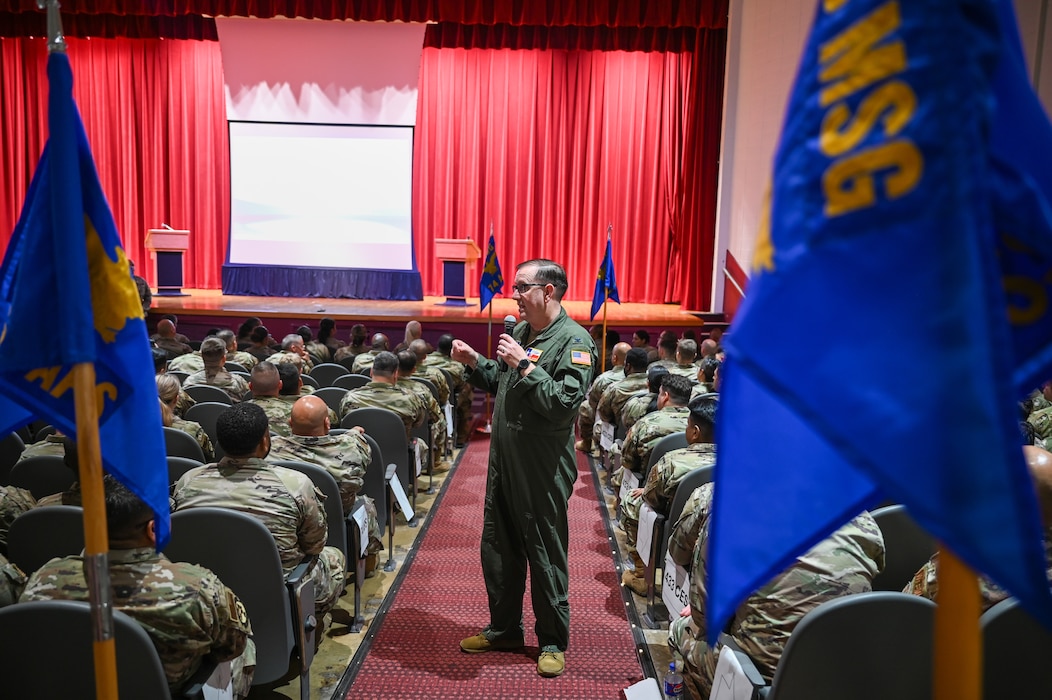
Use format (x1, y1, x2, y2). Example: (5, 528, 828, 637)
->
(452, 258, 596, 678)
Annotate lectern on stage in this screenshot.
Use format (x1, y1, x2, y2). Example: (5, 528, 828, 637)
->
(435, 238, 481, 306)
(145, 227, 190, 297)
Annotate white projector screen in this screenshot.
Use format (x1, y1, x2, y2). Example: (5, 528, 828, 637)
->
(227, 121, 415, 271)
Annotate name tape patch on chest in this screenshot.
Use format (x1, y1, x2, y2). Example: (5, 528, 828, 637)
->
(571, 350, 591, 365)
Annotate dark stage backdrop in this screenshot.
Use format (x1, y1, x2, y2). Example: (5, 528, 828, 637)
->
(0, 19, 725, 309)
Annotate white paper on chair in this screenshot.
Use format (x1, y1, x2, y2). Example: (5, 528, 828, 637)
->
(352, 508, 369, 557)
(618, 468, 640, 508)
(623, 676, 662, 700)
(389, 476, 414, 520)
(709, 645, 752, 700)
(202, 661, 233, 700)
(444, 404, 453, 436)
(662, 551, 690, 621)
(414, 441, 424, 476)
(599, 420, 616, 451)
(636, 503, 658, 567)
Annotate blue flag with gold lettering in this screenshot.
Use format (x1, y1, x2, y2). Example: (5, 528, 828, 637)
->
(707, 0, 1052, 644)
(590, 238, 620, 320)
(479, 234, 503, 311)
(0, 53, 170, 546)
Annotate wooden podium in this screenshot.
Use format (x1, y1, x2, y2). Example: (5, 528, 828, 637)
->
(145, 228, 190, 297)
(435, 238, 482, 306)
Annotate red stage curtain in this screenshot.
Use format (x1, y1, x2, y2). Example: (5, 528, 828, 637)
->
(413, 24, 725, 308)
(0, 36, 228, 289)
(0, 0, 729, 29)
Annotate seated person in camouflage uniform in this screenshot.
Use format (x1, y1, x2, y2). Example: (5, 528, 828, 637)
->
(172, 403, 346, 616)
(351, 333, 389, 375)
(667, 339, 701, 381)
(409, 339, 450, 406)
(621, 394, 718, 596)
(653, 334, 678, 370)
(298, 325, 331, 365)
(183, 337, 250, 404)
(396, 350, 450, 473)
(157, 374, 215, 460)
(17, 431, 66, 462)
(0, 552, 25, 607)
(906, 444, 1052, 609)
(246, 362, 294, 437)
(620, 374, 693, 479)
(691, 357, 720, 400)
(668, 484, 884, 698)
(244, 325, 277, 362)
(268, 334, 314, 375)
(216, 329, 258, 370)
(152, 318, 192, 362)
(0, 485, 35, 550)
(268, 396, 383, 574)
(333, 323, 368, 363)
(22, 477, 255, 697)
(339, 351, 426, 440)
(575, 341, 629, 454)
(422, 334, 474, 446)
(621, 365, 669, 431)
(596, 348, 650, 429)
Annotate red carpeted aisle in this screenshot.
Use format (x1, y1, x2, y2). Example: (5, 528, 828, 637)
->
(344, 436, 645, 699)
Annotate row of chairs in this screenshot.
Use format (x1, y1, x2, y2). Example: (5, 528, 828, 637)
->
(2, 406, 419, 697)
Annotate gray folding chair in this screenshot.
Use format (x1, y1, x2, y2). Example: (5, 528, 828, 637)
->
(167, 370, 190, 385)
(6, 505, 84, 574)
(183, 383, 234, 405)
(312, 387, 348, 416)
(184, 402, 231, 460)
(224, 361, 249, 373)
(733, 592, 936, 699)
(334, 374, 370, 391)
(164, 425, 208, 463)
(341, 407, 416, 526)
(168, 455, 204, 484)
(310, 362, 350, 387)
(165, 507, 316, 700)
(870, 504, 937, 592)
(268, 459, 348, 560)
(643, 431, 688, 482)
(6, 455, 75, 501)
(300, 373, 320, 389)
(0, 600, 206, 698)
(981, 597, 1052, 699)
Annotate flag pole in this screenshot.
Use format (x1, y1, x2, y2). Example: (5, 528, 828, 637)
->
(40, 3, 118, 697)
(73, 362, 118, 700)
(482, 301, 494, 432)
(600, 224, 612, 373)
(933, 546, 981, 700)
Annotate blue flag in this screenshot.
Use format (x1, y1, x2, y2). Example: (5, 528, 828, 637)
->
(479, 234, 503, 311)
(590, 238, 620, 320)
(707, 0, 1052, 644)
(0, 52, 170, 547)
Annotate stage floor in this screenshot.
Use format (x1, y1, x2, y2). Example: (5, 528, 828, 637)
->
(150, 289, 714, 328)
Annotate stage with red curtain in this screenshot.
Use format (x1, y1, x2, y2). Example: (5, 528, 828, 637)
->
(0, 0, 727, 311)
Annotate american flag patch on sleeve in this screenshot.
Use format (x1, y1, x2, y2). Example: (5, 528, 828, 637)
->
(571, 350, 591, 365)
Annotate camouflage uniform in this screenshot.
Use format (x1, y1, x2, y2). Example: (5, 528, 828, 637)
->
(269, 350, 313, 374)
(397, 377, 446, 467)
(175, 389, 195, 417)
(423, 352, 473, 443)
(690, 382, 716, 401)
(268, 431, 382, 551)
(904, 528, 1052, 612)
(154, 337, 193, 361)
(620, 405, 690, 475)
(171, 457, 346, 615)
(227, 350, 258, 370)
(183, 369, 250, 404)
(171, 417, 215, 461)
(0, 553, 25, 607)
(167, 351, 204, 373)
(596, 372, 649, 427)
(334, 345, 368, 363)
(21, 547, 255, 696)
(338, 381, 425, 439)
(667, 363, 700, 382)
(0, 486, 35, 549)
(247, 395, 295, 437)
(619, 443, 716, 552)
(414, 365, 450, 406)
(351, 350, 378, 374)
(621, 392, 656, 430)
(17, 433, 66, 461)
(667, 483, 884, 698)
(305, 341, 331, 364)
(579, 366, 624, 442)
(1029, 405, 1052, 449)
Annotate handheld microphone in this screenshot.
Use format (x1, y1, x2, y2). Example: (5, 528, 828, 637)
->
(499, 314, 517, 371)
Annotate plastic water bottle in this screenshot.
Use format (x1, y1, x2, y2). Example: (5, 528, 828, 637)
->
(663, 660, 683, 699)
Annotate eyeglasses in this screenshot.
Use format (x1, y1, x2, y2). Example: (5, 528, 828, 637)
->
(511, 282, 546, 294)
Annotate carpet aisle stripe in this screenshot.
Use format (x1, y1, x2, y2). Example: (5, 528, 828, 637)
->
(343, 437, 646, 699)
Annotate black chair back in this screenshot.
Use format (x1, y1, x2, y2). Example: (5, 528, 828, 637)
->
(870, 505, 937, 592)
(7, 505, 84, 573)
(981, 597, 1052, 700)
(6, 455, 76, 501)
